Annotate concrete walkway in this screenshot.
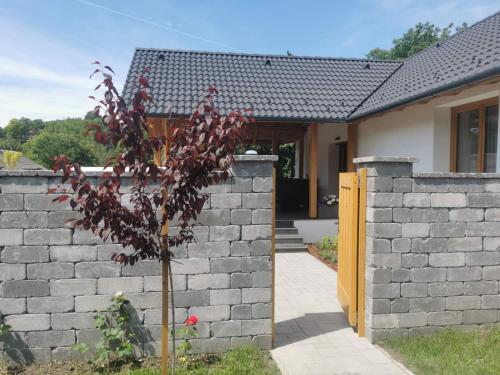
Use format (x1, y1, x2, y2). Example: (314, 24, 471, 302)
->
(271, 252, 412, 375)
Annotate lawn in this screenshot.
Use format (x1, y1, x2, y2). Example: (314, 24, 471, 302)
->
(380, 328, 500, 375)
(0, 346, 280, 375)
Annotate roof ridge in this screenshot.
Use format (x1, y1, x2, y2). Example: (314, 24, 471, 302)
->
(397, 10, 500, 63)
(134, 47, 401, 63)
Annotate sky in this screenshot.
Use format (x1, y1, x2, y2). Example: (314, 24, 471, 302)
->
(0, 0, 498, 126)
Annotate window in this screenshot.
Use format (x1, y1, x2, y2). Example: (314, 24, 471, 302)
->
(450, 98, 499, 172)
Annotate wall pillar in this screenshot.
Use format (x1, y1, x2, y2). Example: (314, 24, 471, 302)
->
(309, 124, 318, 218)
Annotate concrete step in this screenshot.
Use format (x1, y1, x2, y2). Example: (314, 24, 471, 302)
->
(275, 234, 305, 244)
(276, 227, 299, 235)
(276, 219, 294, 228)
(275, 243, 309, 253)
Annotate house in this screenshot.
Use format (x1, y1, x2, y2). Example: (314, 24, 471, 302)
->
(123, 11, 500, 239)
(0, 150, 45, 170)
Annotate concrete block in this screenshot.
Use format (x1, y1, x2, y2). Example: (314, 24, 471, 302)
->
(2, 177, 48, 193)
(411, 238, 447, 253)
(72, 229, 103, 245)
(47, 211, 80, 228)
(171, 290, 209, 308)
(431, 193, 466, 207)
(251, 209, 272, 224)
(428, 311, 462, 326)
(126, 292, 163, 309)
(450, 208, 484, 222)
(402, 223, 429, 238)
(210, 320, 242, 337)
(250, 240, 272, 256)
(210, 289, 241, 305)
(24, 228, 72, 245)
(483, 266, 500, 280)
(402, 254, 428, 268)
(430, 222, 466, 237)
(428, 282, 464, 297)
(1, 246, 48, 263)
(27, 263, 74, 279)
(366, 208, 392, 223)
(0, 264, 26, 280)
(210, 258, 241, 273)
(368, 223, 401, 238)
(370, 298, 390, 313)
(122, 260, 161, 276)
(27, 296, 74, 313)
(188, 274, 230, 290)
(447, 266, 482, 281)
(467, 222, 500, 236)
(367, 267, 391, 284)
(391, 298, 409, 313)
(188, 241, 230, 258)
(202, 182, 231, 194)
(410, 267, 446, 282)
(468, 193, 500, 207)
(230, 209, 251, 225)
(466, 252, 500, 266)
(5, 314, 50, 331)
(24, 194, 71, 211)
(446, 296, 481, 310)
(367, 193, 402, 208)
(429, 253, 465, 267)
(196, 209, 230, 226)
(143, 275, 186, 292)
(392, 208, 411, 223)
(242, 256, 271, 272)
(369, 314, 399, 329)
(0, 298, 26, 315)
(230, 241, 251, 256)
(368, 283, 400, 299)
(484, 237, 500, 251)
(242, 193, 272, 209)
(230, 273, 252, 288)
(393, 178, 413, 193)
(463, 310, 498, 324)
(188, 305, 230, 322)
(392, 268, 410, 282)
(391, 238, 411, 253)
(0, 229, 23, 245)
(401, 283, 427, 297)
(75, 295, 113, 312)
(97, 277, 143, 294)
(0, 194, 23, 211)
(242, 288, 271, 303)
(369, 253, 401, 268)
(366, 176, 393, 192)
(409, 297, 445, 312)
(211, 194, 241, 209)
(75, 262, 121, 278)
(0, 212, 47, 229)
(481, 295, 500, 309)
(241, 319, 271, 335)
(49, 245, 97, 262)
(403, 193, 430, 208)
(144, 308, 187, 325)
(253, 177, 272, 192)
(209, 225, 240, 241)
(485, 208, 500, 221)
(464, 281, 498, 295)
(231, 304, 252, 320)
(252, 303, 272, 318)
(1, 280, 49, 297)
(51, 312, 95, 329)
(189, 337, 230, 353)
(50, 279, 96, 296)
(27, 330, 75, 348)
(231, 177, 252, 193)
(398, 312, 427, 328)
(448, 237, 482, 252)
(252, 271, 272, 287)
(412, 208, 448, 222)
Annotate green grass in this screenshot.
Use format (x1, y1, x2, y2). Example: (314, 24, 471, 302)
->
(121, 346, 280, 375)
(380, 328, 500, 375)
(0, 346, 280, 375)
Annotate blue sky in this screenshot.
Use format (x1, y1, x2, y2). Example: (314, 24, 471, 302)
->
(0, 0, 497, 126)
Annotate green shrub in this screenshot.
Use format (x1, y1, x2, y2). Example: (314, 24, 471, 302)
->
(316, 235, 338, 263)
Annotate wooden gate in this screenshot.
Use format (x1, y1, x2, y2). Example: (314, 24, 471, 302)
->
(337, 169, 366, 336)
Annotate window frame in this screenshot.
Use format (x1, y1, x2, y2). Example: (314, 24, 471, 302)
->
(450, 97, 499, 172)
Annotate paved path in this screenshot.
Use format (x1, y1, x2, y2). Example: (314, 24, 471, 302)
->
(271, 252, 412, 375)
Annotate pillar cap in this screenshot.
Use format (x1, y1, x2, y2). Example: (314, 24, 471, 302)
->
(353, 156, 418, 164)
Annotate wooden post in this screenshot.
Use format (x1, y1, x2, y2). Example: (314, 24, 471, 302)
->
(309, 124, 318, 218)
(298, 137, 304, 178)
(347, 123, 358, 172)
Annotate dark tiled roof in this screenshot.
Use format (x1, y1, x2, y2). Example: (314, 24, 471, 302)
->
(0, 151, 45, 170)
(123, 11, 500, 122)
(351, 11, 500, 118)
(123, 49, 400, 121)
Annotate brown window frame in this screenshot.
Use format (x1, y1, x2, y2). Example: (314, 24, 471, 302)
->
(450, 97, 499, 172)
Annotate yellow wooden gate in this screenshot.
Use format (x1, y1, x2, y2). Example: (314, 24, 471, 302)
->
(337, 169, 366, 336)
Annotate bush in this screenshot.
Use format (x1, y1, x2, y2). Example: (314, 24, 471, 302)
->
(317, 235, 338, 263)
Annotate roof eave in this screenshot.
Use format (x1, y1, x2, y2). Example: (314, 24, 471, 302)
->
(349, 66, 500, 121)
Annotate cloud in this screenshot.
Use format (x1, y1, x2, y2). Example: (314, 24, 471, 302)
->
(75, 0, 232, 49)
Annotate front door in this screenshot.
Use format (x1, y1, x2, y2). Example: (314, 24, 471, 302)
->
(328, 142, 348, 218)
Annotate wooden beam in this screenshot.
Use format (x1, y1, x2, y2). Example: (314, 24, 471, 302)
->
(347, 123, 358, 172)
(272, 131, 279, 155)
(299, 136, 304, 178)
(309, 124, 318, 218)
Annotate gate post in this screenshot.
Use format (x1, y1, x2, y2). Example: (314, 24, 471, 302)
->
(353, 157, 416, 343)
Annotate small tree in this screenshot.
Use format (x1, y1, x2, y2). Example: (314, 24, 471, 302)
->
(52, 63, 250, 374)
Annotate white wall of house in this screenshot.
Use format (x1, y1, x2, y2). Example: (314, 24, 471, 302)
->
(357, 81, 500, 172)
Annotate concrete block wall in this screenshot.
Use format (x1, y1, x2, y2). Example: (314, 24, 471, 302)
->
(0, 155, 276, 363)
(355, 156, 500, 342)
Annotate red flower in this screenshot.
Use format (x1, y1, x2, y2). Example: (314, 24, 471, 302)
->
(185, 315, 198, 326)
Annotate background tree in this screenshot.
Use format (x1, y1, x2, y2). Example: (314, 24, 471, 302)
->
(367, 22, 468, 60)
(53, 63, 249, 374)
(2, 118, 45, 146)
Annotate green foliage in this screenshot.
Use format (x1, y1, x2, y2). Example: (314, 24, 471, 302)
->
(176, 320, 198, 368)
(2, 150, 22, 170)
(74, 293, 135, 369)
(0, 138, 23, 151)
(0, 314, 11, 337)
(381, 328, 500, 375)
(367, 22, 468, 60)
(278, 143, 295, 178)
(317, 235, 338, 263)
(2, 118, 45, 146)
